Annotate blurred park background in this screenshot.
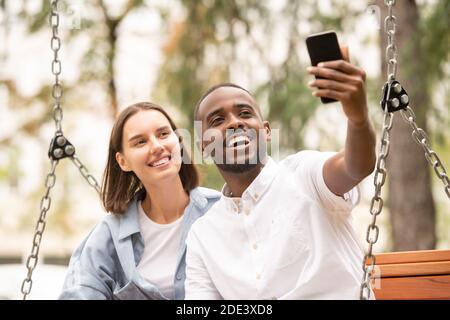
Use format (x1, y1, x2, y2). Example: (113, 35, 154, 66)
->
(0, 0, 449, 298)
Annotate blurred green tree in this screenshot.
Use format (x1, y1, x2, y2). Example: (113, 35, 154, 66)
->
(375, 0, 449, 251)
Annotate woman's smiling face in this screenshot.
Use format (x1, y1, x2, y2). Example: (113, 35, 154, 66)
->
(116, 109, 182, 185)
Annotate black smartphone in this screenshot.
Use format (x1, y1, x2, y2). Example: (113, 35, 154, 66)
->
(306, 31, 343, 104)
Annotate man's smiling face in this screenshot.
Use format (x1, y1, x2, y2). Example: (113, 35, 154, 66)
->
(196, 86, 271, 173)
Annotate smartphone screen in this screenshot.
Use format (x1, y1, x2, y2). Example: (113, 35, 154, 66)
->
(306, 31, 343, 103)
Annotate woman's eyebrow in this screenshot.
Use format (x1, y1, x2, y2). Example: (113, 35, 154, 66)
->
(128, 126, 171, 142)
(155, 125, 171, 133)
(128, 134, 144, 142)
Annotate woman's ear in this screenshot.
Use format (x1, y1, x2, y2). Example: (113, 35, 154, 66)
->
(116, 152, 132, 172)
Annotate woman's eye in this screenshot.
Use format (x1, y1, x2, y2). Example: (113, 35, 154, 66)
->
(136, 139, 146, 146)
(160, 131, 170, 138)
(240, 110, 251, 117)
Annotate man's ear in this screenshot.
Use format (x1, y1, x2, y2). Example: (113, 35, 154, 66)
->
(263, 121, 272, 141)
(116, 152, 132, 172)
(195, 140, 203, 153)
(196, 140, 209, 159)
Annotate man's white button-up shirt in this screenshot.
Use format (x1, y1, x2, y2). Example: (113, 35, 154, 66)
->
(185, 151, 364, 300)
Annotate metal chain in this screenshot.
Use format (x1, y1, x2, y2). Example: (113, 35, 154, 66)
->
(21, 160, 58, 299)
(360, 108, 393, 300)
(20, 0, 63, 300)
(384, 0, 397, 81)
(21, 0, 101, 299)
(360, 0, 397, 300)
(400, 107, 450, 198)
(71, 155, 101, 193)
(50, 0, 63, 134)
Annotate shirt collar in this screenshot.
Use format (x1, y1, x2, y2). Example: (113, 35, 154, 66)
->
(189, 187, 209, 211)
(221, 157, 278, 211)
(118, 198, 141, 240)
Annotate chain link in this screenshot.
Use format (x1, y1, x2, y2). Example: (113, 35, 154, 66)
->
(21, 160, 58, 300)
(71, 155, 101, 193)
(50, 0, 63, 134)
(400, 106, 450, 198)
(384, 0, 397, 80)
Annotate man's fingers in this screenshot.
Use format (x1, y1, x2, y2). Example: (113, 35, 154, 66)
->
(340, 45, 349, 62)
(314, 60, 365, 80)
(312, 89, 345, 101)
(308, 79, 354, 92)
(307, 66, 356, 82)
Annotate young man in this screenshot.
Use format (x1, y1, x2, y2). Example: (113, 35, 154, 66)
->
(185, 46, 376, 299)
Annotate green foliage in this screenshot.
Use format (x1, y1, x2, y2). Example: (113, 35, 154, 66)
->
(420, 0, 450, 83)
(420, 0, 450, 145)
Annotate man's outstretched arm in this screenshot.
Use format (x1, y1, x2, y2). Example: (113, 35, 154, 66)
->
(307, 46, 376, 196)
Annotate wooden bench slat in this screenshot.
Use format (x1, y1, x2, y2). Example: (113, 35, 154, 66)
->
(373, 275, 450, 300)
(374, 250, 450, 265)
(377, 261, 450, 278)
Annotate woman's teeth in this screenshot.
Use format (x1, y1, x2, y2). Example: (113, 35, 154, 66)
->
(150, 156, 170, 167)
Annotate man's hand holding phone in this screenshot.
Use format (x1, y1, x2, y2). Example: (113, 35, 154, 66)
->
(306, 31, 369, 127)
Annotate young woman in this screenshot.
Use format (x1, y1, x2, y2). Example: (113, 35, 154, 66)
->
(59, 102, 220, 300)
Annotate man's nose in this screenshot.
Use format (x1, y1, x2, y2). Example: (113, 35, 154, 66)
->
(226, 113, 244, 130)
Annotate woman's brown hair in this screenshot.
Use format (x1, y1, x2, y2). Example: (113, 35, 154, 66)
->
(101, 102, 199, 213)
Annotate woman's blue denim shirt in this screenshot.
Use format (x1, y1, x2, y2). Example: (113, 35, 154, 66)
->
(59, 187, 220, 300)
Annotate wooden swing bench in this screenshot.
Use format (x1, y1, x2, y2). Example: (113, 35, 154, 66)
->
(369, 249, 450, 300)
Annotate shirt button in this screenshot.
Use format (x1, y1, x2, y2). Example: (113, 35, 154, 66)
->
(244, 208, 250, 215)
(254, 193, 259, 199)
(252, 243, 258, 250)
(271, 297, 277, 300)
(176, 274, 182, 280)
(256, 273, 261, 280)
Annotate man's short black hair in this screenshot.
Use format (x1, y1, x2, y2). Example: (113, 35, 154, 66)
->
(194, 83, 253, 120)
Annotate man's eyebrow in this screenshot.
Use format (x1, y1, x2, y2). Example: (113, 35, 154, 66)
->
(235, 103, 255, 110)
(205, 107, 224, 122)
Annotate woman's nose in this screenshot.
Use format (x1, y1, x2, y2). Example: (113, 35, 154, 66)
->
(149, 137, 164, 154)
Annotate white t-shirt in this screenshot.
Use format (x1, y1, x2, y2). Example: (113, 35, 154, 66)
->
(185, 151, 366, 300)
(136, 201, 183, 299)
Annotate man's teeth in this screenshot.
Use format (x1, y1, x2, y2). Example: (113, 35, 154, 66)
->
(227, 135, 250, 147)
(150, 157, 170, 167)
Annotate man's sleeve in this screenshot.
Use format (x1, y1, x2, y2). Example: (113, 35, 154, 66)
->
(184, 227, 222, 300)
(288, 150, 360, 216)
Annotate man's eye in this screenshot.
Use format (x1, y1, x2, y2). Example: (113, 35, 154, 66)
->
(211, 117, 224, 126)
(240, 110, 252, 117)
